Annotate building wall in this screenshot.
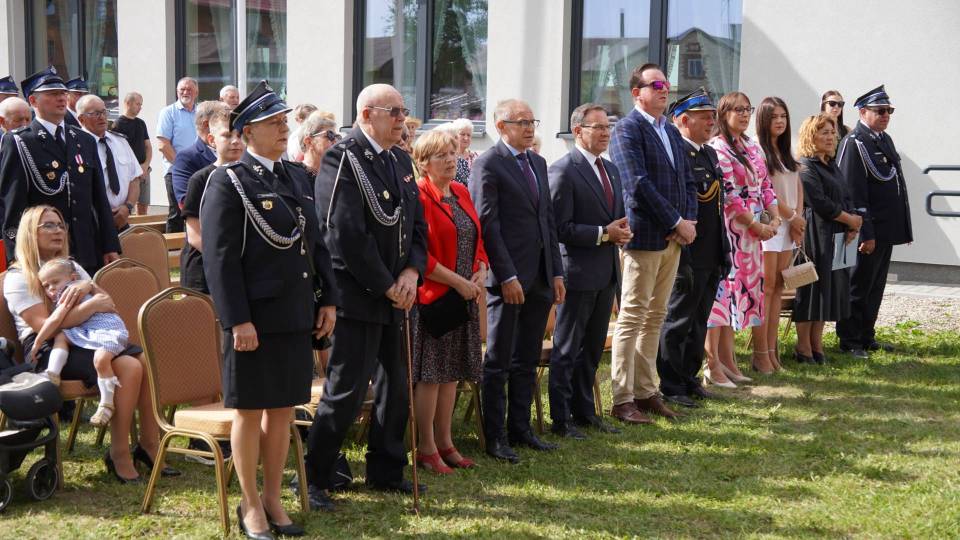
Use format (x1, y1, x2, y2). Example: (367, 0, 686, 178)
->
(739, 0, 960, 266)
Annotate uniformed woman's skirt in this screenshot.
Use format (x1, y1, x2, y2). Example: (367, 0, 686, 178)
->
(221, 330, 312, 409)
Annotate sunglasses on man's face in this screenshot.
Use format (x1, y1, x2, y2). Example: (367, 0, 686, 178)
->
(869, 107, 895, 116)
(825, 100, 845, 108)
(367, 105, 410, 118)
(640, 80, 671, 91)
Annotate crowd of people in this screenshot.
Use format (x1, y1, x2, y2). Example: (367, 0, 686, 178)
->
(0, 61, 912, 539)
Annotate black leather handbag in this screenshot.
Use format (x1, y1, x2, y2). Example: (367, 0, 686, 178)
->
(418, 289, 469, 339)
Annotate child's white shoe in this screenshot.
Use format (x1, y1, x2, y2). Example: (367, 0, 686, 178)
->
(89, 404, 114, 427)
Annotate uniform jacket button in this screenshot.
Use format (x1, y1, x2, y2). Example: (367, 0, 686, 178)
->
(303, 272, 308, 278)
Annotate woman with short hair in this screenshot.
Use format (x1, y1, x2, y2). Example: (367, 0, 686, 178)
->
(443, 118, 478, 185)
(793, 114, 862, 364)
(299, 111, 339, 177)
(410, 129, 487, 474)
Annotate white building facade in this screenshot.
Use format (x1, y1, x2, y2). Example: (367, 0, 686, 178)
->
(2, 0, 958, 279)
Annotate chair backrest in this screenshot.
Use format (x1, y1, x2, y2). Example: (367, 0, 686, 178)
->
(119, 225, 170, 288)
(139, 288, 222, 420)
(94, 258, 162, 347)
(0, 272, 25, 363)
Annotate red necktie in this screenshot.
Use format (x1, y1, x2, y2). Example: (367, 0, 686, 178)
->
(595, 157, 614, 211)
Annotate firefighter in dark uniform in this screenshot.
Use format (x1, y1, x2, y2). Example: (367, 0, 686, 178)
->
(305, 83, 428, 511)
(201, 81, 337, 539)
(0, 75, 18, 103)
(64, 77, 87, 128)
(835, 85, 912, 358)
(657, 88, 732, 406)
(0, 66, 119, 275)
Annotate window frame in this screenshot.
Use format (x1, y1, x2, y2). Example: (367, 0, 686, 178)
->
(352, 0, 485, 134)
(25, 0, 97, 85)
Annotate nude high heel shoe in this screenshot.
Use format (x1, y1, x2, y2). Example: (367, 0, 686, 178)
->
(703, 367, 737, 389)
(718, 361, 752, 382)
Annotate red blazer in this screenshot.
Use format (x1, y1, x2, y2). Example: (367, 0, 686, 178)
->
(417, 177, 488, 305)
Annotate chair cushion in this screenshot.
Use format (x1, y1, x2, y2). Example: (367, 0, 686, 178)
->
(173, 402, 233, 438)
(60, 380, 98, 400)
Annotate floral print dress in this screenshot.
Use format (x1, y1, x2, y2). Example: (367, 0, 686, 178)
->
(707, 135, 777, 330)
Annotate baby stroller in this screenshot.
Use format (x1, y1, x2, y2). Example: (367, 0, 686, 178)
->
(0, 365, 62, 511)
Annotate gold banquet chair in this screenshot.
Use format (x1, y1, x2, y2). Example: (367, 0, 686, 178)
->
(138, 288, 309, 534)
(119, 225, 171, 288)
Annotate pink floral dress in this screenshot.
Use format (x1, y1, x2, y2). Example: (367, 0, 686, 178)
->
(707, 135, 777, 330)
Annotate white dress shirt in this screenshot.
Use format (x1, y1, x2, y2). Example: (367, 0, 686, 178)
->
(85, 129, 141, 210)
(36, 117, 66, 141)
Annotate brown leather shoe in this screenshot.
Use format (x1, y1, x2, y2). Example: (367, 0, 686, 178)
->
(635, 396, 682, 419)
(610, 402, 654, 425)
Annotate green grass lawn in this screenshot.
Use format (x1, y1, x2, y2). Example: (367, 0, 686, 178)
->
(2, 323, 960, 539)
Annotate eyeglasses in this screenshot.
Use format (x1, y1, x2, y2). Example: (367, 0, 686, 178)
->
(640, 80, 671, 91)
(733, 106, 756, 115)
(869, 107, 895, 116)
(581, 124, 611, 131)
(81, 110, 108, 118)
(309, 130, 341, 143)
(366, 105, 410, 118)
(825, 100, 845, 108)
(502, 119, 541, 129)
(38, 222, 66, 232)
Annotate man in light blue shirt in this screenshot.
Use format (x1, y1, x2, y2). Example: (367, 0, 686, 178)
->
(155, 76, 198, 232)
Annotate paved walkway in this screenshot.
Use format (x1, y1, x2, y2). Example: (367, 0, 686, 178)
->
(886, 281, 960, 299)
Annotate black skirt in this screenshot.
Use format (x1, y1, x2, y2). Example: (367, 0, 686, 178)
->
(221, 330, 312, 409)
(23, 332, 143, 388)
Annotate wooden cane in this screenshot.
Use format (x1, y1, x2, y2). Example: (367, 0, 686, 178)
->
(403, 308, 421, 516)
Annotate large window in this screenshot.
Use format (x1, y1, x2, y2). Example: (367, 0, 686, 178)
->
(570, 0, 742, 126)
(357, 0, 488, 124)
(27, 0, 119, 112)
(177, 0, 287, 101)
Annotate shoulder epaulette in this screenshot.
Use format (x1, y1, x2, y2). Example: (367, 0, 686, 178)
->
(11, 126, 30, 134)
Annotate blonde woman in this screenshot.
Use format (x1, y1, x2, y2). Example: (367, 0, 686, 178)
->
(299, 111, 339, 177)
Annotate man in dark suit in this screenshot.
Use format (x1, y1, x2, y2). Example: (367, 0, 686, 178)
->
(836, 85, 912, 358)
(170, 100, 220, 206)
(0, 67, 119, 275)
(657, 88, 731, 407)
(547, 103, 629, 439)
(607, 63, 697, 425)
(306, 83, 428, 510)
(469, 99, 566, 463)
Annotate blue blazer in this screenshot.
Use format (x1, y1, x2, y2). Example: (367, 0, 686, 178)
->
(469, 140, 563, 289)
(608, 108, 697, 251)
(171, 136, 216, 204)
(548, 148, 625, 291)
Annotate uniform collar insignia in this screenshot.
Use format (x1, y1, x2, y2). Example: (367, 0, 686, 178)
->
(363, 148, 374, 161)
(403, 174, 414, 183)
(252, 163, 264, 176)
(38, 129, 46, 139)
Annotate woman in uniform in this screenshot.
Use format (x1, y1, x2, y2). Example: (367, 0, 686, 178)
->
(202, 81, 338, 540)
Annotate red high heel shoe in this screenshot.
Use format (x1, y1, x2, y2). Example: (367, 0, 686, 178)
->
(416, 451, 454, 474)
(438, 446, 476, 469)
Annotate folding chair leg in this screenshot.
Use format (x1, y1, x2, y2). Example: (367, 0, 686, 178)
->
(210, 436, 230, 536)
(290, 423, 310, 512)
(355, 409, 371, 443)
(593, 379, 603, 418)
(533, 366, 546, 434)
(467, 381, 485, 452)
(142, 430, 175, 513)
(66, 398, 86, 453)
(780, 315, 794, 343)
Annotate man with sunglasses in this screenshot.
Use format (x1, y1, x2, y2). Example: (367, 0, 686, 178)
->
(607, 63, 698, 425)
(0, 66, 119, 275)
(836, 85, 911, 358)
(307, 83, 428, 509)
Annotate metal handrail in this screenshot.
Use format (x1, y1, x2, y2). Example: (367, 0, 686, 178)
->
(924, 166, 960, 217)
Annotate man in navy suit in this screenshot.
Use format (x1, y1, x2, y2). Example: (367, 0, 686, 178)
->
(469, 99, 566, 463)
(607, 63, 697, 424)
(547, 103, 630, 439)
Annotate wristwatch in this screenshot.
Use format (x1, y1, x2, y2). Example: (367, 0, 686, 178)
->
(601, 231, 610, 244)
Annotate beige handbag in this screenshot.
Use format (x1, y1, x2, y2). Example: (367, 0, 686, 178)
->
(781, 248, 819, 289)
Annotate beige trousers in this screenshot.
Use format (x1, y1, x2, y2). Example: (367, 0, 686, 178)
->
(610, 243, 681, 405)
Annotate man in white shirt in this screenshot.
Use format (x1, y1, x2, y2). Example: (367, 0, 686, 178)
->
(76, 94, 140, 231)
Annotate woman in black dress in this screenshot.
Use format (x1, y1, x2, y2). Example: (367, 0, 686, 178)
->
(793, 114, 862, 364)
(202, 82, 338, 539)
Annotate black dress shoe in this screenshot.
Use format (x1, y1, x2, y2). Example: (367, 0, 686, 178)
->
(550, 424, 587, 440)
(688, 386, 717, 400)
(367, 478, 427, 494)
(104, 450, 143, 484)
(812, 351, 828, 365)
(573, 415, 621, 434)
(509, 431, 559, 451)
(237, 505, 275, 540)
(264, 508, 305, 537)
(485, 439, 520, 463)
(839, 346, 869, 359)
(132, 444, 181, 477)
(302, 484, 335, 512)
(794, 351, 816, 364)
(865, 341, 894, 352)
(663, 394, 700, 408)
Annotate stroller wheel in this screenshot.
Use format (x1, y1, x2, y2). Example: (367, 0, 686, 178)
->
(26, 459, 57, 501)
(0, 477, 12, 512)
